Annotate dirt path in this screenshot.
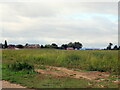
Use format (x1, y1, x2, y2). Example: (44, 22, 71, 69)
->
(2, 65, 119, 88)
(1, 80, 26, 88)
(35, 65, 119, 83)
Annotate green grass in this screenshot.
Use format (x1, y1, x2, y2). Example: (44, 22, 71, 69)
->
(2, 49, 119, 88)
(2, 64, 91, 88)
(2, 64, 118, 88)
(2, 49, 119, 74)
(7, 61, 34, 71)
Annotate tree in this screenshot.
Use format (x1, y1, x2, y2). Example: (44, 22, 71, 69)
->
(25, 43, 28, 48)
(67, 42, 82, 50)
(4, 40, 8, 48)
(113, 45, 118, 50)
(45, 44, 52, 48)
(118, 46, 120, 50)
(107, 43, 113, 50)
(41, 45, 44, 48)
(73, 42, 82, 50)
(61, 44, 68, 50)
(16, 44, 24, 48)
(68, 42, 73, 47)
(51, 43, 58, 49)
(25, 43, 28, 46)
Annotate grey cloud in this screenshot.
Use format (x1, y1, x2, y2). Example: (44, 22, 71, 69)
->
(2, 2, 117, 19)
(3, 2, 58, 18)
(1, 2, 118, 48)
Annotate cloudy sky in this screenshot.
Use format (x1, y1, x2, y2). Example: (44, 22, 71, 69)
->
(0, 0, 118, 48)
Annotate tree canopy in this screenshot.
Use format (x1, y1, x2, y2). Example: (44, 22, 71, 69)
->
(5, 40, 8, 48)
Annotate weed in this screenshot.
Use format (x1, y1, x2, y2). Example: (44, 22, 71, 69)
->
(7, 62, 34, 71)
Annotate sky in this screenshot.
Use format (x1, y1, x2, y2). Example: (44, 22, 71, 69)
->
(0, 0, 118, 48)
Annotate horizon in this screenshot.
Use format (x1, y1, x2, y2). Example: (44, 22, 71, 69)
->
(0, 1, 118, 49)
(1, 40, 119, 49)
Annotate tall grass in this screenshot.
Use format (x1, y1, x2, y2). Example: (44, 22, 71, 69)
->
(2, 49, 119, 74)
(7, 61, 34, 71)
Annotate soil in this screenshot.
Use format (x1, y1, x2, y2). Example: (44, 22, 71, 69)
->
(35, 65, 120, 83)
(2, 65, 120, 88)
(1, 80, 26, 88)
(1, 80, 35, 89)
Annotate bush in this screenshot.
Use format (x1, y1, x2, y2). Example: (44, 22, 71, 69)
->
(86, 66, 106, 72)
(7, 62, 34, 71)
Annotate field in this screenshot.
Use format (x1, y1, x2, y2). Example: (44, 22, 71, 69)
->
(2, 49, 120, 88)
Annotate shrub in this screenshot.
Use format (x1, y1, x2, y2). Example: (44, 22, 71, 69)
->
(86, 66, 106, 72)
(7, 62, 34, 71)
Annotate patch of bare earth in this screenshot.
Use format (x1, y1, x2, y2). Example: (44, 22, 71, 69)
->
(1, 80, 35, 89)
(1, 80, 26, 88)
(35, 65, 120, 83)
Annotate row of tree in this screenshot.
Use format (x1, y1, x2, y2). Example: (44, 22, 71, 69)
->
(1, 40, 83, 50)
(1, 40, 120, 50)
(41, 42, 82, 50)
(1, 40, 24, 49)
(105, 43, 120, 50)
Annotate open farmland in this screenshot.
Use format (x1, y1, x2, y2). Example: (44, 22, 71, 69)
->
(2, 49, 120, 88)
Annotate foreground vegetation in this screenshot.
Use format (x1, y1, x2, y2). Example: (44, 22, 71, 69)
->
(2, 49, 119, 88)
(3, 67, 119, 88)
(3, 49, 119, 74)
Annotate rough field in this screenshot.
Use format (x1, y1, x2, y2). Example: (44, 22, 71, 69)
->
(2, 49, 120, 88)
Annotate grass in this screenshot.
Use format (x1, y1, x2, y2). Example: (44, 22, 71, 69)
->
(2, 49, 119, 74)
(2, 49, 119, 88)
(7, 61, 34, 71)
(2, 64, 118, 88)
(2, 64, 92, 88)
(107, 74, 118, 81)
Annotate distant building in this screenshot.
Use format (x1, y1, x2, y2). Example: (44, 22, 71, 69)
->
(25, 44, 40, 48)
(67, 47, 74, 50)
(8, 44, 15, 49)
(84, 48, 100, 50)
(80, 48, 100, 50)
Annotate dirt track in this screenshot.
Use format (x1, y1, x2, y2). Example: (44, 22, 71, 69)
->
(35, 65, 111, 81)
(2, 65, 119, 88)
(1, 80, 26, 88)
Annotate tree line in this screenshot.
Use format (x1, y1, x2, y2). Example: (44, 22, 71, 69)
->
(1, 40, 83, 50)
(105, 43, 120, 50)
(1, 40, 120, 50)
(41, 42, 82, 50)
